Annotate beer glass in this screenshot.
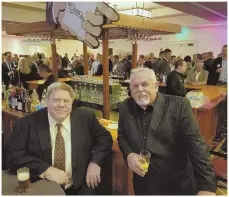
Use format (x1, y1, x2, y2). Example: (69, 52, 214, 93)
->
(139, 150, 151, 173)
(16, 167, 31, 193)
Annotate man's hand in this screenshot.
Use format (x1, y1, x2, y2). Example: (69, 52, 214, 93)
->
(216, 68, 223, 73)
(127, 153, 145, 177)
(86, 162, 101, 189)
(44, 166, 69, 185)
(50, 2, 119, 49)
(197, 191, 216, 195)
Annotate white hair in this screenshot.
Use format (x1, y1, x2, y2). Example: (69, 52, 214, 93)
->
(46, 82, 75, 100)
(130, 68, 157, 83)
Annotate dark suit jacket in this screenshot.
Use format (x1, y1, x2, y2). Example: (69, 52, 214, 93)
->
(117, 94, 216, 194)
(157, 58, 171, 74)
(166, 70, 186, 97)
(123, 60, 132, 74)
(204, 58, 214, 72)
(30, 62, 42, 80)
(2, 61, 15, 86)
(7, 107, 113, 190)
(37, 74, 55, 101)
(207, 57, 222, 85)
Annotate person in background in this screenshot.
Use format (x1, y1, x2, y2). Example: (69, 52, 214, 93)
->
(158, 48, 172, 74)
(148, 53, 154, 63)
(30, 55, 42, 80)
(166, 59, 187, 97)
(186, 60, 209, 85)
(88, 53, 95, 71)
(137, 55, 145, 68)
(204, 51, 214, 72)
(91, 53, 100, 75)
(109, 55, 113, 73)
(184, 55, 194, 76)
(14, 57, 33, 89)
(37, 64, 55, 101)
(94, 55, 103, 76)
(12, 56, 18, 67)
(75, 57, 84, 75)
(170, 55, 176, 71)
(202, 52, 208, 61)
(207, 45, 227, 85)
(122, 54, 132, 77)
(2, 51, 15, 87)
(62, 53, 70, 68)
(7, 82, 113, 195)
(118, 68, 216, 195)
(111, 55, 122, 75)
(71, 53, 77, 61)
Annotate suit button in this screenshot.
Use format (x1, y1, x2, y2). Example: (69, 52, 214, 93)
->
(92, 151, 94, 154)
(144, 136, 146, 139)
(143, 123, 146, 126)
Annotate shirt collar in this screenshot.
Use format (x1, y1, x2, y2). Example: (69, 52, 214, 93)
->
(48, 111, 70, 132)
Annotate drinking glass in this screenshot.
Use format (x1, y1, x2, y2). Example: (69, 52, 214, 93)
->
(16, 167, 31, 193)
(139, 150, 151, 173)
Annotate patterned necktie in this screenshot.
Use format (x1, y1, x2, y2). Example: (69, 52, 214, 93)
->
(53, 123, 65, 171)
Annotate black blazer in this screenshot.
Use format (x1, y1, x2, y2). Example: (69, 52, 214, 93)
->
(157, 58, 171, 74)
(117, 94, 216, 194)
(7, 107, 113, 190)
(2, 61, 15, 86)
(166, 70, 186, 97)
(207, 57, 222, 85)
(37, 74, 55, 101)
(30, 63, 42, 80)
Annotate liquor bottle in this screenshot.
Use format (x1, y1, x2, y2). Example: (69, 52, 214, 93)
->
(7, 83, 13, 108)
(31, 89, 39, 112)
(11, 89, 15, 109)
(17, 90, 23, 111)
(14, 88, 18, 110)
(40, 89, 47, 108)
(24, 90, 31, 113)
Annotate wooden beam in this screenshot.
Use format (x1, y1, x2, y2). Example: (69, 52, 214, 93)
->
(83, 42, 88, 75)
(51, 37, 58, 81)
(102, 28, 110, 119)
(103, 13, 181, 33)
(132, 43, 138, 69)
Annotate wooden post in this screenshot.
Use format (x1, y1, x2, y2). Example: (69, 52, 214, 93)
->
(51, 37, 58, 81)
(132, 43, 138, 68)
(83, 42, 88, 75)
(102, 28, 110, 119)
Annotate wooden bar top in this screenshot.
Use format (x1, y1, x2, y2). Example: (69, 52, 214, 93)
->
(26, 77, 73, 85)
(120, 80, 227, 111)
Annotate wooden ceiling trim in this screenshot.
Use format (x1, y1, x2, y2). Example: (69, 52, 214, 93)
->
(2, 2, 45, 13)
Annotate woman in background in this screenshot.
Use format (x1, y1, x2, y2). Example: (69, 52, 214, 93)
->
(94, 55, 103, 76)
(14, 57, 33, 89)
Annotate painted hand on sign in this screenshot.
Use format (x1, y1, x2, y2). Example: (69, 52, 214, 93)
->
(48, 2, 119, 49)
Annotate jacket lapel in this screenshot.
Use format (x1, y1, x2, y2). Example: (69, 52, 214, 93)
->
(36, 109, 52, 165)
(146, 93, 166, 150)
(127, 98, 145, 149)
(70, 109, 82, 171)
